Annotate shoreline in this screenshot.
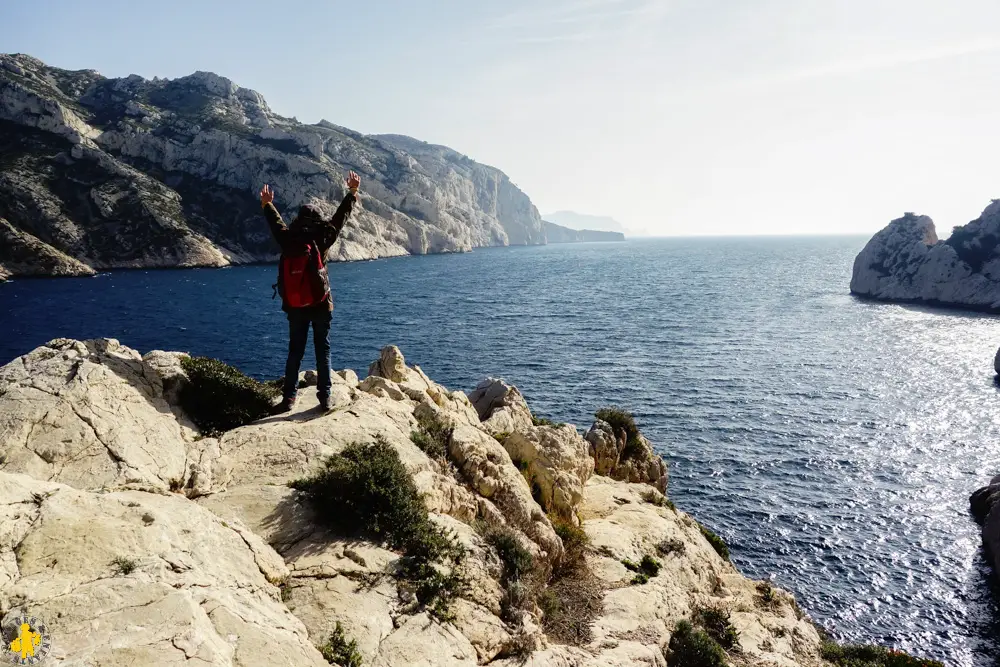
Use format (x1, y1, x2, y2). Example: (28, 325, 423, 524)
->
(849, 291, 1000, 317)
(0, 238, 637, 283)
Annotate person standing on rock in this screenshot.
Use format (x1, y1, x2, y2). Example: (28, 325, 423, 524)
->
(259, 171, 361, 413)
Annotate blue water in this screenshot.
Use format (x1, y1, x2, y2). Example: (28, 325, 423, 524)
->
(2, 237, 999, 666)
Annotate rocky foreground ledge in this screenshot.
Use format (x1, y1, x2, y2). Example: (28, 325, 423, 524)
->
(0, 339, 941, 666)
(851, 200, 1000, 312)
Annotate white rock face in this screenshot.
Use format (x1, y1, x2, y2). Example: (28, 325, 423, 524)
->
(585, 421, 668, 493)
(0, 472, 329, 666)
(0, 338, 835, 666)
(503, 426, 594, 525)
(0, 54, 546, 279)
(851, 204, 1000, 310)
(0, 339, 197, 491)
(469, 377, 535, 434)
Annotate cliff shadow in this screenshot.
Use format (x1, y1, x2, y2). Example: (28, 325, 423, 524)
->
(261, 492, 388, 588)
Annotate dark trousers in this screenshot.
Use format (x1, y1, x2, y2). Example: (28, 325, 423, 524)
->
(284, 308, 332, 402)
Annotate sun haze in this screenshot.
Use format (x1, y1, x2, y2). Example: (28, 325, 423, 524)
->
(6, 0, 1000, 237)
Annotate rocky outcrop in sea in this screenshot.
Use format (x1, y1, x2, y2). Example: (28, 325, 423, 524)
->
(0, 337, 843, 666)
(850, 201, 1000, 311)
(0, 53, 547, 279)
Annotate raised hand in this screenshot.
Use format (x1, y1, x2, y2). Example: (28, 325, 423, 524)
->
(260, 184, 274, 207)
(346, 171, 361, 191)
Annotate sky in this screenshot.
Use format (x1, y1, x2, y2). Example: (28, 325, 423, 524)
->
(6, 0, 1000, 237)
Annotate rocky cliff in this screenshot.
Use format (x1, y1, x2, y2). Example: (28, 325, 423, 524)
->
(850, 201, 1000, 311)
(0, 337, 846, 666)
(971, 474, 1000, 577)
(543, 221, 625, 244)
(0, 53, 545, 279)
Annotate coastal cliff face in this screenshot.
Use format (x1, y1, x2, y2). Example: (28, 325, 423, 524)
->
(0, 338, 835, 666)
(971, 475, 1000, 577)
(0, 53, 545, 279)
(850, 202, 1000, 311)
(543, 221, 626, 244)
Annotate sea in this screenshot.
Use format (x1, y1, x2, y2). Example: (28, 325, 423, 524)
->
(2, 236, 999, 666)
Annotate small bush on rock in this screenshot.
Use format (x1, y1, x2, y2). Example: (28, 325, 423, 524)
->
(410, 410, 453, 461)
(665, 620, 728, 667)
(291, 436, 466, 621)
(111, 556, 138, 576)
(319, 622, 362, 667)
(820, 641, 944, 667)
(698, 522, 730, 561)
(756, 581, 779, 609)
(179, 356, 279, 435)
(694, 606, 739, 651)
(595, 407, 646, 461)
(531, 413, 565, 427)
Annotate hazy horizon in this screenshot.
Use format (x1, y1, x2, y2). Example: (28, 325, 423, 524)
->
(6, 0, 1000, 238)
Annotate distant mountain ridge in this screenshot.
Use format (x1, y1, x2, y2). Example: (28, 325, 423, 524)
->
(542, 221, 624, 243)
(0, 53, 549, 279)
(543, 211, 628, 234)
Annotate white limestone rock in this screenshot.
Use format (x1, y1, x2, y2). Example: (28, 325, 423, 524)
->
(469, 377, 535, 434)
(502, 425, 594, 525)
(0, 471, 328, 666)
(0, 338, 197, 491)
(0, 55, 547, 278)
(851, 203, 1000, 311)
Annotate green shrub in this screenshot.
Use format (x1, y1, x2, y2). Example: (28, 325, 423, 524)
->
(482, 524, 534, 583)
(531, 414, 565, 427)
(179, 356, 279, 434)
(410, 411, 452, 461)
(631, 573, 649, 585)
(820, 641, 945, 667)
(640, 555, 661, 577)
(623, 555, 660, 578)
(595, 407, 646, 461)
(111, 556, 138, 576)
(289, 437, 425, 548)
(698, 523, 730, 561)
(665, 620, 728, 667)
(693, 606, 739, 650)
(319, 622, 362, 667)
(552, 518, 590, 569)
(756, 581, 779, 608)
(492, 431, 511, 444)
(410, 429, 445, 460)
(291, 437, 465, 621)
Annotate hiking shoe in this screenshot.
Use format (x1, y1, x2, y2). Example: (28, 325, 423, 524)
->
(270, 397, 295, 415)
(319, 396, 332, 411)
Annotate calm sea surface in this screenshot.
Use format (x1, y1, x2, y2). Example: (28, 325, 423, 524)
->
(2, 237, 999, 665)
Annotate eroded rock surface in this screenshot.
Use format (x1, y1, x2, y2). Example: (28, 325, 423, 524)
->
(0, 53, 545, 279)
(585, 420, 668, 493)
(851, 202, 1000, 311)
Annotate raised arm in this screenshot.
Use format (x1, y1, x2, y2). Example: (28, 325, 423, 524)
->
(318, 171, 361, 255)
(260, 184, 290, 247)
